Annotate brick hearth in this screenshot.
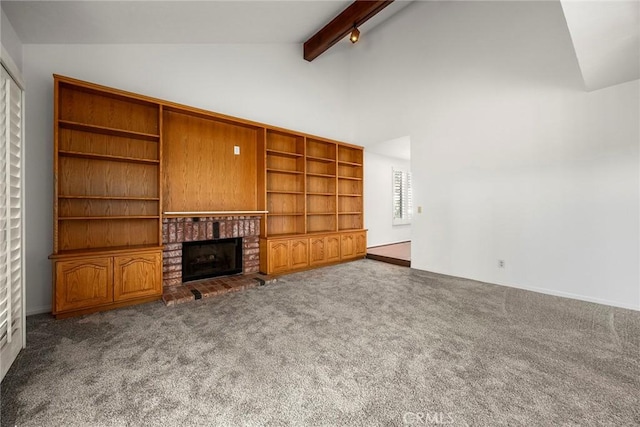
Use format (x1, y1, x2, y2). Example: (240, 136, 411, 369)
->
(162, 273, 276, 306)
(162, 216, 261, 288)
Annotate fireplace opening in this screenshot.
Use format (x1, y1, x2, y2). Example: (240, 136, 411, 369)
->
(182, 238, 243, 283)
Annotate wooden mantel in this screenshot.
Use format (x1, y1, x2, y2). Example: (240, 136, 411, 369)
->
(163, 211, 268, 218)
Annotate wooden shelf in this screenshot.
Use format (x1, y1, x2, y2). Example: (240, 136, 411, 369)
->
(267, 149, 303, 158)
(267, 190, 304, 195)
(307, 155, 335, 163)
(267, 232, 307, 239)
(307, 173, 336, 178)
(264, 229, 366, 240)
(338, 194, 362, 197)
(59, 216, 160, 220)
(307, 192, 335, 196)
(338, 176, 362, 181)
(269, 213, 304, 217)
(267, 168, 304, 175)
(59, 120, 160, 141)
(59, 150, 160, 165)
(59, 195, 159, 201)
(307, 212, 336, 216)
(50, 244, 164, 259)
(164, 210, 268, 216)
(338, 160, 362, 166)
(339, 212, 362, 215)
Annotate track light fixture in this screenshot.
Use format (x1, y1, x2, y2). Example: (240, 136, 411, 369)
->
(350, 26, 360, 44)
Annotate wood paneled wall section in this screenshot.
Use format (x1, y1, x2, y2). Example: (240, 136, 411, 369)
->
(162, 110, 259, 212)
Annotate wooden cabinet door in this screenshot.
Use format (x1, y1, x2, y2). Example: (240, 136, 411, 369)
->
(290, 239, 309, 270)
(341, 234, 356, 259)
(113, 251, 162, 302)
(355, 232, 367, 257)
(55, 257, 113, 313)
(269, 241, 290, 273)
(326, 235, 341, 262)
(309, 237, 326, 265)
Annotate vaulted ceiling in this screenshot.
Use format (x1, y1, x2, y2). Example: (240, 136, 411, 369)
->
(2, 1, 638, 90)
(1, 0, 412, 44)
(561, 0, 639, 91)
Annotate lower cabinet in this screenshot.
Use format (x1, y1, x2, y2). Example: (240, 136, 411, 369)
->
(54, 257, 113, 313)
(290, 239, 309, 270)
(113, 252, 162, 302)
(341, 234, 356, 259)
(263, 238, 309, 274)
(340, 231, 367, 260)
(52, 248, 162, 318)
(261, 230, 366, 275)
(267, 240, 290, 274)
(310, 235, 341, 265)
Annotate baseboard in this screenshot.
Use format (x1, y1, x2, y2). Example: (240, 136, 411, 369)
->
(414, 267, 640, 312)
(498, 281, 640, 312)
(366, 253, 411, 267)
(26, 306, 52, 316)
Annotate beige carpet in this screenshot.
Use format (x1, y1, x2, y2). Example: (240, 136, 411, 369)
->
(1, 259, 639, 426)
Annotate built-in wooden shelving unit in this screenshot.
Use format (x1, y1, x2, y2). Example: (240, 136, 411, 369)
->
(259, 132, 366, 274)
(51, 75, 366, 316)
(51, 76, 164, 318)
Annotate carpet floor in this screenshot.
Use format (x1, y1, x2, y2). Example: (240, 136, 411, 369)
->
(1, 259, 639, 426)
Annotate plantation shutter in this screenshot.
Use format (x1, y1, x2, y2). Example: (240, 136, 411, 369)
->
(392, 169, 412, 225)
(0, 65, 24, 382)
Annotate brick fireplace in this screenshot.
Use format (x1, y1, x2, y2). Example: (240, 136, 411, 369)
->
(162, 216, 261, 288)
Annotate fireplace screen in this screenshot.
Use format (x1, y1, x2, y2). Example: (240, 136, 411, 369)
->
(182, 238, 242, 282)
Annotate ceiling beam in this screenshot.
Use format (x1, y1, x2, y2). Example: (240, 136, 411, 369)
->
(303, 0, 394, 62)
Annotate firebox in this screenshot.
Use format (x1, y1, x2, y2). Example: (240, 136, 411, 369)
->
(182, 238, 243, 282)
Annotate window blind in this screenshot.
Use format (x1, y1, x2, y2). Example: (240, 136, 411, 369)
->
(0, 65, 24, 381)
(393, 169, 412, 225)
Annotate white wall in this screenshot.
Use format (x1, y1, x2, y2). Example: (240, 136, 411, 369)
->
(22, 43, 352, 314)
(1, 8, 22, 72)
(364, 151, 411, 247)
(351, 1, 640, 310)
(17, 1, 640, 313)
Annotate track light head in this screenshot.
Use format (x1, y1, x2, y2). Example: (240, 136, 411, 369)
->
(350, 27, 360, 44)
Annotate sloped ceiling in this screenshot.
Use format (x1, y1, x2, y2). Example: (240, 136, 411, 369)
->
(0, 0, 412, 45)
(2, 1, 637, 91)
(561, 0, 640, 91)
(1, 1, 350, 44)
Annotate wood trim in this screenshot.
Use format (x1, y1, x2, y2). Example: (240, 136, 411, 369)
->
(163, 211, 268, 217)
(53, 75, 60, 254)
(264, 229, 367, 241)
(158, 105, 164, 247)
(303, 0, 395, 62)
(49, 244, 165, 259)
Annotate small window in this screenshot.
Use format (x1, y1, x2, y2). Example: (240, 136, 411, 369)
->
(392, 168, 412, 225)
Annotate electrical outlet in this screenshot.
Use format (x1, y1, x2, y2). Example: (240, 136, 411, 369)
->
(498, 260, 505, 268)
(234, 146, 240, 155)
(417, 206, 423, 214)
